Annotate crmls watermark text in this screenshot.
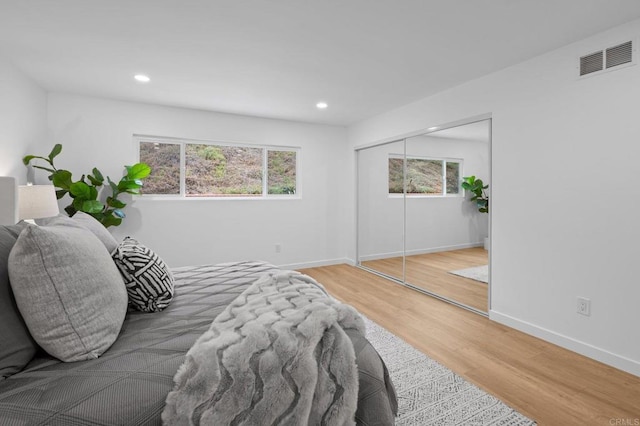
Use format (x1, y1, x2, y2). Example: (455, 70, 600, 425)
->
(610, 419, 640, 426)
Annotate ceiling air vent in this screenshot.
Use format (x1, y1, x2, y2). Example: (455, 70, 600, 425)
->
(606, 41, 633, 68)
(580, 51, 604, 76)
(579, 40, 634, 77)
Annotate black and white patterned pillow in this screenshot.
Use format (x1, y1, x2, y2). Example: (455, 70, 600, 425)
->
(112, 237, 174, 312)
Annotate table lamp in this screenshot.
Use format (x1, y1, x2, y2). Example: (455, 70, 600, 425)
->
(18, 184, 59, 224)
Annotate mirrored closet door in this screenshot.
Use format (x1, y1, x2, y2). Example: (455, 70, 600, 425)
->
(356, 119, 491, 314)
(357, 139, 406, 282)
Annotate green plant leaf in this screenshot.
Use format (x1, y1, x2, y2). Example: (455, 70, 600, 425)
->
(101, 213, 122, 228)
(32, 165, 56, 173)
(70, 181, 92, 199)
(87, 168, 104, 187)
(106, 196, 126, 208)
(117, 179, 142, 191)
(113, 209, 125, 218)
(48, 144, 62, 162)
(107, 177, 118, 193)
(23, 155, 44, 166)
(81, 200, 104, 213)
(125, 163, 151, 180)
(92, 167, 104, 183)
(72, 197, 84, 211)
(55, 189, 67, 200)
(87, 175, 101, 186)
(89, 185, 98, 201)
(124, 187, 141, 195)
(64, 205, 77, 216)
(51, 170, 73, 190)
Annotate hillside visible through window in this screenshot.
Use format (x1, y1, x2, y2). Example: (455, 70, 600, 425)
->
(140, 140, 298, 197)
(268, 150, 297, 194)
(388, 156, 461, 196)
(186, 144, 262, 196)
(140, 142, 180, 194)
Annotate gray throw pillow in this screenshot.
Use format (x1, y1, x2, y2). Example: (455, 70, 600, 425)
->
(112, 237, 174, 312)
(40, 213, 118, 254)
(8, 224, 127, 362)
(71, 212, 119, 254)
(0, 225, 37, 379)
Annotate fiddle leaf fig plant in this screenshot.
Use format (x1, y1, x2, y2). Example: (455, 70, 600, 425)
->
(23, 144, 151, 228)
(461, 175, 489, 213)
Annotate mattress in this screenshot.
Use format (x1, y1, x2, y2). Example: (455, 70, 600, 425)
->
(0, 261, 396, 425)
(0, 261, 278, 425)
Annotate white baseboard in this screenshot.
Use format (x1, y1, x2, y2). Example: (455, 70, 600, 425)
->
(277, 257, 353, 270)
(490, 310, 640, 377)
(359, 242, 483, 262)
(405, 242, 484, 257)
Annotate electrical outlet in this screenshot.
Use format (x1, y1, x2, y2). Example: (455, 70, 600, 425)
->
(577, 297, 591, 316)
(275, 243, 282, 253)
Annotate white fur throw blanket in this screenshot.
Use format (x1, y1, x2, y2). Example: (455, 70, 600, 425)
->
(162, 271, 364, 425)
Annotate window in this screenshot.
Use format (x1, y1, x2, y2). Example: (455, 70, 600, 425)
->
(388, 155, 461, 196)
(138, 137, 299, 198)
(139, 142, 181, 195)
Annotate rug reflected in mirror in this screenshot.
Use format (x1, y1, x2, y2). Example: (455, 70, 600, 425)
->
(365, 317, 536, 425)
(448, 265, 489, 284)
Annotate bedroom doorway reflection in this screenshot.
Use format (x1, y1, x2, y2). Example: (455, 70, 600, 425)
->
(356, 118, 491, 315)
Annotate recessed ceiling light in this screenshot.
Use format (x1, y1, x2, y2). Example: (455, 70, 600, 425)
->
(427, 126, 438, 131)
(316, 102, 328, 109)
(134, 74, 150, 83)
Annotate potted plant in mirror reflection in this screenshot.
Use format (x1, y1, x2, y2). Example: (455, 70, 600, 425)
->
(23, 144, 151, 228)
(461, 175, 489, 213)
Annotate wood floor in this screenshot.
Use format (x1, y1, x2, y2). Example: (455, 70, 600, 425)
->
(362, 247, 488, 312)
(298, 264, 640, 426)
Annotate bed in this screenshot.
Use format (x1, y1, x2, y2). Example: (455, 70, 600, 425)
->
(0, 220, 397, 426)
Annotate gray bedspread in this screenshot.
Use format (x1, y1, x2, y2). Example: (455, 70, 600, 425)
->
(0, 261, 396, 425)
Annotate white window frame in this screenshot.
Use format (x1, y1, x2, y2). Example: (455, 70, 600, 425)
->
(135, 135, 301, 200)
(388, 153, 463, 198)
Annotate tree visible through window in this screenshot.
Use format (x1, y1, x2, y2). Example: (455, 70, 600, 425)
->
(388, 155, 462, 196)
(138, 138, 298, 197)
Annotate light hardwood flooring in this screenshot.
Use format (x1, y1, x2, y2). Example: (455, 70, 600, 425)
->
(362, 247, 489, 312)
(298, 263, 640, 426)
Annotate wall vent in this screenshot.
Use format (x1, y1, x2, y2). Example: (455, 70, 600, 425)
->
(580, 51, 603, 76)
(606, 41, 633, 68)
(579, 40, 634, 77)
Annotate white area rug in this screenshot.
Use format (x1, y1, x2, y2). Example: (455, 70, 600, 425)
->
(448, 265, 489, 283)
(365, 318, 536, 425)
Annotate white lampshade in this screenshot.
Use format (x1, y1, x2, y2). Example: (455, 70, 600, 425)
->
(18, 184, 60, 220)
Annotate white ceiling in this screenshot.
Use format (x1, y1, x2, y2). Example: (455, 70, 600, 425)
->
(2, 1, 640, 126)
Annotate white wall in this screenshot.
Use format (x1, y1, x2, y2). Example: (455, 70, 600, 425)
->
(348, 20, 640, 376)
(358, 134, 489, 260)
(0, 56, 47, 182)
(45, 93, 349, 269)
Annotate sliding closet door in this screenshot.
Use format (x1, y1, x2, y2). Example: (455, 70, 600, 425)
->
(357, 139, 405, 282)
(404, 121, 490, 313)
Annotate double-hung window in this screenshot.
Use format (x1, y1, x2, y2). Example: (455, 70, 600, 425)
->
(137, 136, 299, 198)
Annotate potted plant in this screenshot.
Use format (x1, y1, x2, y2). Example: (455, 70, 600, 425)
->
(23, 144, 151, 228)
(461, 175, 489, 213)
(461, 175, 489, 249)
